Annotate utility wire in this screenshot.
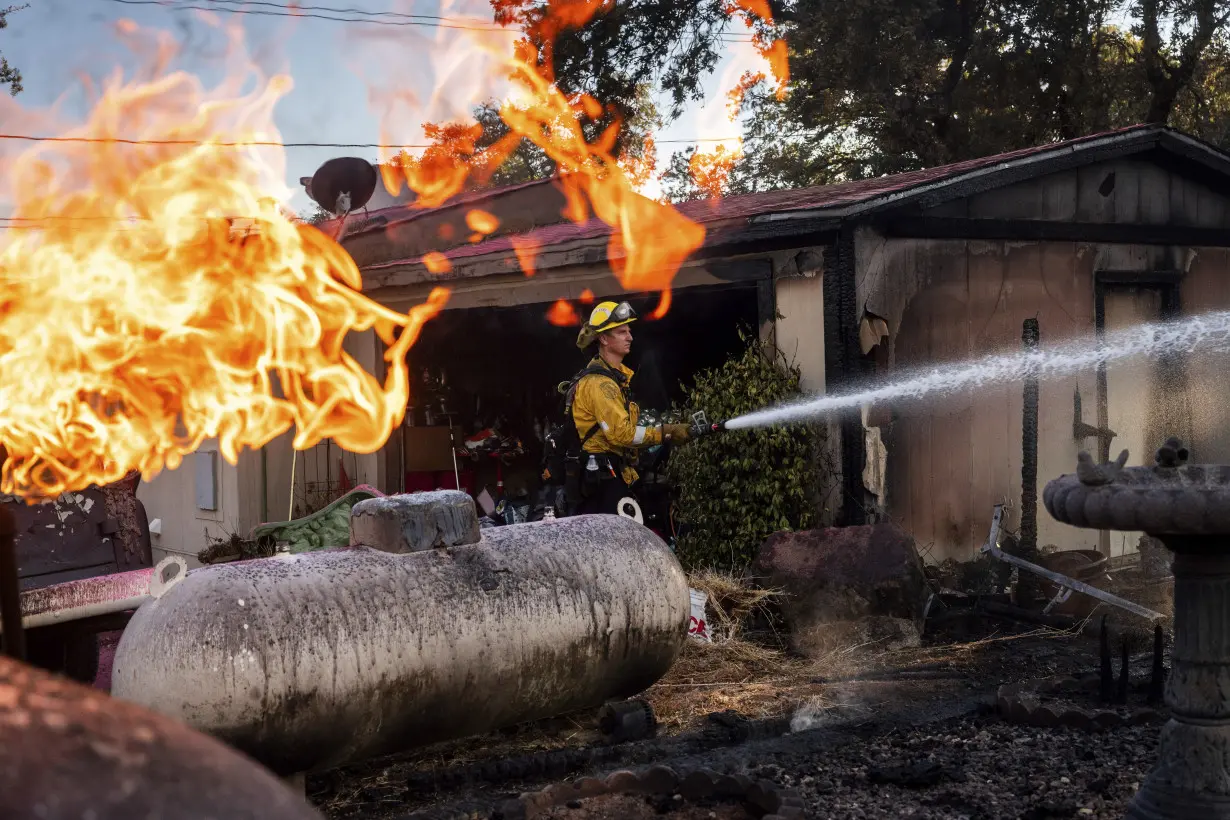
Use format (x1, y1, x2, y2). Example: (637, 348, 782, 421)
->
(0, 134, 743, 147)
(103, 0, 758, 43)
(107, 0, 521, 33)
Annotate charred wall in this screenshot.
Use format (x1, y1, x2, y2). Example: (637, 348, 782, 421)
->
(853, 157, 1230, 563)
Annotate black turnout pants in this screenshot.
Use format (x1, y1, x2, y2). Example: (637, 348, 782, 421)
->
(576, 474, 633, 516)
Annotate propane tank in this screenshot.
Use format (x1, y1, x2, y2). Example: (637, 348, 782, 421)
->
(110, 492, 689, 776)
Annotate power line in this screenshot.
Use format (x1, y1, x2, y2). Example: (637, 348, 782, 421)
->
(106, 0, 520, 33)
(202, 0, 511, 25)
(0, 133, 743, 147)
(103, 0, 757, 42)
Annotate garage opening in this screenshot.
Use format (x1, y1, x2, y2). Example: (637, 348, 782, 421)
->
(401, 283, 759, 539)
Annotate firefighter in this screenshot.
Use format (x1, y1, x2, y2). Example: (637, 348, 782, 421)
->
(568, 300, 692, 516)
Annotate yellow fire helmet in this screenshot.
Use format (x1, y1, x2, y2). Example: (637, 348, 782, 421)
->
(575, 300, 638, 349)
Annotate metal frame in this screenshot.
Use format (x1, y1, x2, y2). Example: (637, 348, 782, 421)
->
(981, 504, 1165, 623)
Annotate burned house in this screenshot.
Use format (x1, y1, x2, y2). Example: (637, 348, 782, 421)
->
(135, 123, 1230, 566)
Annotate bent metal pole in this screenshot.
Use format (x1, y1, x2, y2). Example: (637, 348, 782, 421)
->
(1043, 437, 1230, 820)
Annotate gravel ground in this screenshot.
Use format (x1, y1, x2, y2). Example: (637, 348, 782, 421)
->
(312, 623, 1165, 819)
(541, 793, 756, 819)
(751, 715, 1155, 819)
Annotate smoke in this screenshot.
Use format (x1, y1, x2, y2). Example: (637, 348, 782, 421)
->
(789, 688, 869, 733)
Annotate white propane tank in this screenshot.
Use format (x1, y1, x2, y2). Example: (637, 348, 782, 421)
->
(110, 492, 689, 776)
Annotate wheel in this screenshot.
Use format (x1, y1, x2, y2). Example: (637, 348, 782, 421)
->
(598, 698, 657, 743)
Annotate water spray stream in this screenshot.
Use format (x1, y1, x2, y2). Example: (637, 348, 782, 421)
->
(724, 311, 1230, 431)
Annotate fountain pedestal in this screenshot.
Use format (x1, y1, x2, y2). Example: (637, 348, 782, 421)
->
(1043, 438, 1230, 819)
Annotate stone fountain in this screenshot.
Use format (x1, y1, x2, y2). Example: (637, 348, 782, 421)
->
(1044, 437, 1227, 820)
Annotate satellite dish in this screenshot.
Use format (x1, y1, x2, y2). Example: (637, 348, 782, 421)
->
(305, 157, 379, 216)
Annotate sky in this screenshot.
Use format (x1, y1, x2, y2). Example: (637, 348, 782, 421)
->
(0, 0, 759, 217)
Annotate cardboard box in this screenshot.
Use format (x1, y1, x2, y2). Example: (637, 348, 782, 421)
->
(403, 427, 457, 473)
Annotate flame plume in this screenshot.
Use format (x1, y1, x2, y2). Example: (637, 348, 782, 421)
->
(0, 22, 448, 499)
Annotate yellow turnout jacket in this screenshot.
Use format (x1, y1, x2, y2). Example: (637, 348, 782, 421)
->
(570, 357, 663, 484)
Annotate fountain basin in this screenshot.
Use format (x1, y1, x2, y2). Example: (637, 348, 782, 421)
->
(1043, 444, 1230, 535)
(1042, 439, 1230, 820)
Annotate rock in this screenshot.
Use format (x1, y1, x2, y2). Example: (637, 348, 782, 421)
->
(639, 765, 681, 795)
(678, 770, 716, 801)
(751, 524, 931, 658)
(604, 770, 640, 793)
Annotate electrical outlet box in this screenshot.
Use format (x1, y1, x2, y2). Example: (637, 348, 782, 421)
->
(195, 450, 218, 511)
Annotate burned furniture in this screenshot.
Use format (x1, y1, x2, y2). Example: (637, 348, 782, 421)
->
(2, 472, 156, 682)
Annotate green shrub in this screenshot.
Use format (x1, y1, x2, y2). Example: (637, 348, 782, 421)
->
(666, 330, 827, 571)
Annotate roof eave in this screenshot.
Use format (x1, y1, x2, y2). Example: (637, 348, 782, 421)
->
(745, 125, 1172, 227)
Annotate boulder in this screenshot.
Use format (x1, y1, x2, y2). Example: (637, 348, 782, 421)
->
(751, 524, 931, 658)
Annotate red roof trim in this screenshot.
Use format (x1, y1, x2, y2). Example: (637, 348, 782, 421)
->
(363, 123, 1177, 274)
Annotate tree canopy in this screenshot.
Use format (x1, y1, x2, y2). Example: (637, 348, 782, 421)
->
(366, 1, 1230, 205)
(1, 4, 26, 96)
(662, 0, 1230, 199)
(384, 0, 748, 197)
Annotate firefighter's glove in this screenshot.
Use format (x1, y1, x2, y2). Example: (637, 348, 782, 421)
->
(663, 423, 691, 443)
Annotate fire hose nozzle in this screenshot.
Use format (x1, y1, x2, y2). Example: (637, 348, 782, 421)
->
(689, 411, 728, 438)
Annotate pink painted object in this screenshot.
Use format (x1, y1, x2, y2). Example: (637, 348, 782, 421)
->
(20, 566, 154, 620)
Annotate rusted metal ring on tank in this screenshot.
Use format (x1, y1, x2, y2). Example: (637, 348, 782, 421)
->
(1042, 438, 1230, 535)
(996, 677, 1164, 732)
(484, 765, 806, 820)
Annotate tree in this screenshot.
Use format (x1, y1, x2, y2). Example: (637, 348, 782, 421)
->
(662, 0, 1230, 200)
(389, 81, 664, 201)
(383, 0, 750, 198)
(0, 4, 27, 96)
(492, 0, 740, 122)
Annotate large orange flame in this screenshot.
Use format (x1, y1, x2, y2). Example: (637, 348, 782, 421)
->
(0, 22, 448, 499)
(499, 44, 705, 296)
(688, 144, 744, 200)
(725, 0, 789, 97)
(683, 1, 787, 199)
(375, 1, 709, 306)
(0, 1, 791, 499)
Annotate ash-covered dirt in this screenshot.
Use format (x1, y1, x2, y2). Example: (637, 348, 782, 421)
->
(753, 716, 1153, 819)
(310, 616, 1165, 820)
(541, 793, 755, 819)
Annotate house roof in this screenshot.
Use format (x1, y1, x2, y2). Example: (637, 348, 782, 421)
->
(323, 177, 556, 240)
(360, 123, 1230, 280)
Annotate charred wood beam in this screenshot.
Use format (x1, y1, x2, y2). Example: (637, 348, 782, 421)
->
(882, 216, 1230, 247)
(1018, 318, 1042, 606)
(822, 227, 867, 526)
(0, 505, 24, 661)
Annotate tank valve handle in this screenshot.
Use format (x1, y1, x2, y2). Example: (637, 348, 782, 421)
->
(149, 555, 189, 599)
